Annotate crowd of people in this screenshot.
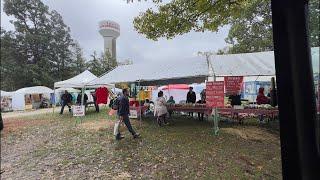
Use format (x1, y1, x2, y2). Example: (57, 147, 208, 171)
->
(58, 82, 278, 141)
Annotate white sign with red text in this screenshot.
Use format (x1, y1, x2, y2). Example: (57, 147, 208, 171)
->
(73, 105, 85, 117)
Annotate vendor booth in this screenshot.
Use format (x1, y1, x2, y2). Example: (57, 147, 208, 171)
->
(1, 90, 14, 112)
(54, 70, 114, 115)
(87, 47, 319, 132)
(12, 86, 53, 111)
(88, 56, 210, 119)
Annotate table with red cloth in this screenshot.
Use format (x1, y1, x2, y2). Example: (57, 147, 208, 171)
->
(218, 107, 279, 124)
(166, 105, 213, 116)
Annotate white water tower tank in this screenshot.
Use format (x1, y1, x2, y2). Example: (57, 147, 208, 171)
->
(99, 20, 120, 58)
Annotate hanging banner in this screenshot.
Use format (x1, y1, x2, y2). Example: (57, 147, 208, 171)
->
(73, 105, 85, 117)
(224, 76, 243, 94)
(206, 81, 225, 108)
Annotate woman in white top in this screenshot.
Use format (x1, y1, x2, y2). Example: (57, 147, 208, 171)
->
(154, 91, 168, 126)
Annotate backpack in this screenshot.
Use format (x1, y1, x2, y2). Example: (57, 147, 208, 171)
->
(111, 98, 120, 110)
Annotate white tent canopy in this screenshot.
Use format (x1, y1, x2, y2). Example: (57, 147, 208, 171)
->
(54, 70, 98, 88)
(88, 57, 209, 86)
(211, 51, 275, 77)
(55, 87, 81, 93)
(12, 86, 53, 111)
(15, 86, 53, 94)
(211, 47, 319, 76)
(1, 90, 14, 97)
(88, 47, 319, 86)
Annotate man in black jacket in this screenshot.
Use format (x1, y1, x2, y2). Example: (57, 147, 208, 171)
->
(60, 90, 72, 114)
(186, 87, 196, 116)
(115, 89, 140, 140)
(76, 93, 88, 105)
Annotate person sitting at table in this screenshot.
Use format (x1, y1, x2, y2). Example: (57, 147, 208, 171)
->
(256, 87, 270, 105)
(228, 93, 241, 107)
(167, 96, 175, 118)
(186, 87, 196, 117)
(144, 99, 155, 116)
(154, 91, 168, 126)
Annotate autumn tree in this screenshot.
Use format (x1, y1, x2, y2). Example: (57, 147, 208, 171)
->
(133, 0, 319, 53)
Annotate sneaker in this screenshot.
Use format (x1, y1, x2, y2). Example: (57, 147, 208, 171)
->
(133, 133, 140, 139)
(115, 135, 124, 141)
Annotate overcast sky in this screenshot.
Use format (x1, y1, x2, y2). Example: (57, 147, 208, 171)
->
(1, 0, 229, 63)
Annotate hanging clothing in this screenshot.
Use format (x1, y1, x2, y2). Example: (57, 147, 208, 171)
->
(96, 87, 109, 104)
(137, 90, 147, 101)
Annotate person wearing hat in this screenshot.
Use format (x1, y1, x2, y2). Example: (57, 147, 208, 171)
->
(186, 86, 196, 117)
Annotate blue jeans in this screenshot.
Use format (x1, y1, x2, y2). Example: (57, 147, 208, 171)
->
(116, 115, 136, 137)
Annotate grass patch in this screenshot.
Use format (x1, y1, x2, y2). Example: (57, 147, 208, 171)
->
(1, 109, 282, 179)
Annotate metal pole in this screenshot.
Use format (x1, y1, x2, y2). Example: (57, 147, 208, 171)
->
(138, 81, 142, 126)
(53, 87, 55, 114)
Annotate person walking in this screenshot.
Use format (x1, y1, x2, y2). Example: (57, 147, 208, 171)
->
(186, 87, 196, 117)
(114, 89, 140, 140)
(155, 91, 168, 126)
(60, 90, 73, 114)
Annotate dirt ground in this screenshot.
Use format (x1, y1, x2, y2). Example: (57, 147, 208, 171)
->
(2, 108, 54, 119)
(0, 110, 282, 179)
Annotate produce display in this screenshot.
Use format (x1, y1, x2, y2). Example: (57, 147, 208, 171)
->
(243, 104, 278, 110)
(166, 103, 206, 108)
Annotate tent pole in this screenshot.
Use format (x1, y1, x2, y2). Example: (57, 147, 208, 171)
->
(81, 87, 85, 107)
(138, 80, 142, 126)
(53, 87, 56, 114)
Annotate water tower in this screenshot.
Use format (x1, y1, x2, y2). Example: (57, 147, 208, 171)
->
(99, 20, 120, 58)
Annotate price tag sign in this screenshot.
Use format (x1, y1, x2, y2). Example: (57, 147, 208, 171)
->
(129, 109, 138, 119)
(73, 105, 85, 117)
(206, 81, 225, 108)
(225, 76, 243, 94)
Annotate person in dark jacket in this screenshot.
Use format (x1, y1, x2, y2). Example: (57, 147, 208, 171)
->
(115, 89, 140, 140)
(91, 91, 99, 112)
(229, 94, 242, 106)
(60, 90, 73, 114)
(186, 87, 196, 116)
(197, 89, 206, 121)
(76, 93, 88, 105)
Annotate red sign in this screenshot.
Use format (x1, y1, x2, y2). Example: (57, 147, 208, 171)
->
(206, 81, 224, 108)
(224, 76, 243, 94)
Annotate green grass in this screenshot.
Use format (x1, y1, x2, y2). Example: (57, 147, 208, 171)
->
(1, 108, 282, 179)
